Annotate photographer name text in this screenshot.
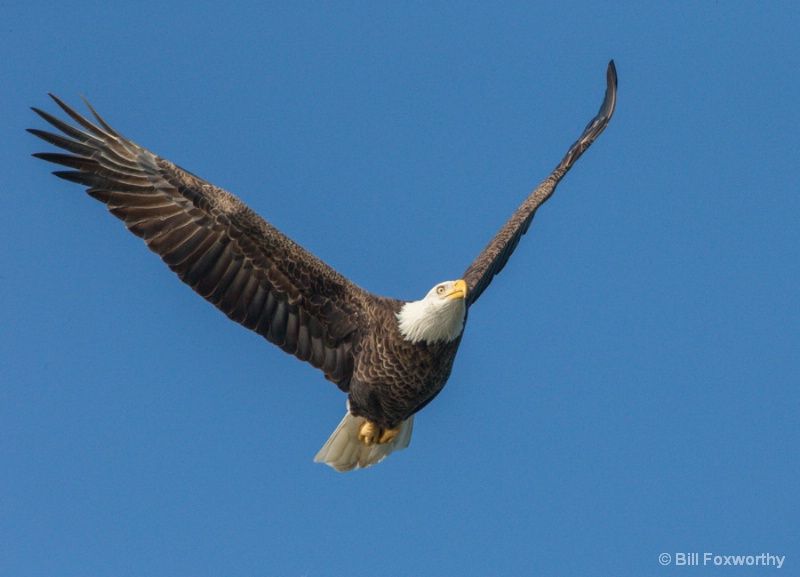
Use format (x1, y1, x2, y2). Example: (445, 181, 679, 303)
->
(659, 552, 785, 569)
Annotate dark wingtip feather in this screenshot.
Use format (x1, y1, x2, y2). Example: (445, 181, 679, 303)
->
(47, 93, 69, 110)
(32, 152, 88, 170)
(80, 95, 120, 137)
(29, 106, 61, 126)
(601, 60, 618, 121)
(51, 170, 89, 184)
(46, 93, 111, 138)
(46, 93, 72, 117)
(555, 60, 618, 171)
(27, 127, 96, 156)
(608, 60, 617, 86)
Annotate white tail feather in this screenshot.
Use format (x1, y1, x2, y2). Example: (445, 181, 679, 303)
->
(314, 408, 414, 472)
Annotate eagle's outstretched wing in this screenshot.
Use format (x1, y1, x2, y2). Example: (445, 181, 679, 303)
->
(462, 61, 617, 307)
(29, 95, 371, 389)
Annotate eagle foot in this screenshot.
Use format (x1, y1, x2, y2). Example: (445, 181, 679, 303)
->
(358, 421, 401, 446)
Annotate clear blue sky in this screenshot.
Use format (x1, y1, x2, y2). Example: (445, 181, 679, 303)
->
(1, 2, 797, 576)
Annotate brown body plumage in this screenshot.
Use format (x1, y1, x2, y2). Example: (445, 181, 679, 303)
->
(29, 61, 617, 470)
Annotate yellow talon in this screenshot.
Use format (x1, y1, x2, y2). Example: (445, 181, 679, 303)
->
(358, 421, 379, 446)
(379, 426, 400, 444)
(358, 421, 401, 446)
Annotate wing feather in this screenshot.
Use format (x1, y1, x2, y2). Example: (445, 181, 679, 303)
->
(462, 61, 618, 306)
(29, 95, 373, 390)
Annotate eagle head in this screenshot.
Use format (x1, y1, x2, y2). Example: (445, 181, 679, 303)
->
(396, 279, 467, 344)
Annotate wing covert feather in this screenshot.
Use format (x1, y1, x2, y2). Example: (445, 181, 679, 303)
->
(29, 95, 372, 390)
(462, 61, 617, 307)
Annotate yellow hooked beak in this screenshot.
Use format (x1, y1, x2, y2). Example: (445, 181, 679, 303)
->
(447, 279, 467, 300)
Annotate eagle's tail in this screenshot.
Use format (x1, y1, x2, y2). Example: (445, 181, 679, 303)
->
(313, 406, 413, 472)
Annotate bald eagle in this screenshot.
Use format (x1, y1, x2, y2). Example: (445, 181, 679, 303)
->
(29, 61, 617, 471)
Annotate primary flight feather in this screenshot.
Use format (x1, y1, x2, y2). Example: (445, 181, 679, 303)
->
(29, 61, 617, 471)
